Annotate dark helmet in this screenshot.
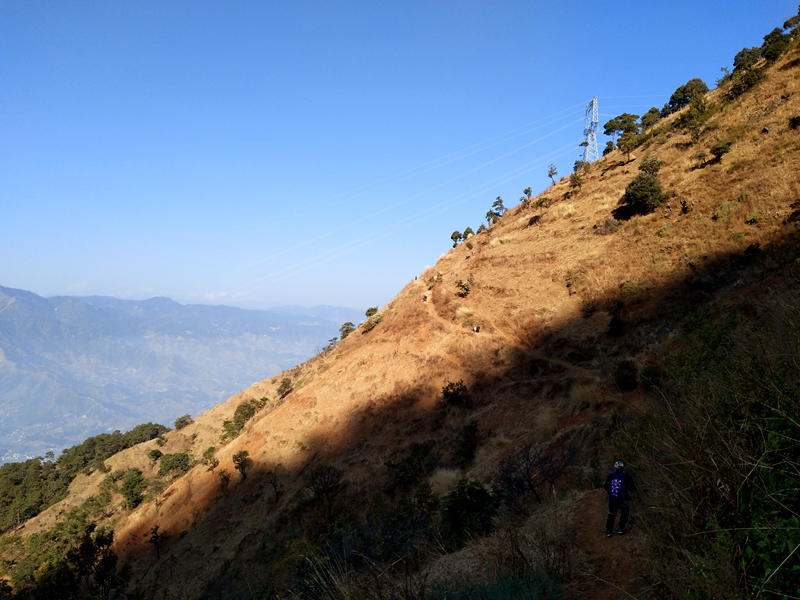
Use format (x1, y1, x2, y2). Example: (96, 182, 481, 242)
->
(614, 461, 625, 469)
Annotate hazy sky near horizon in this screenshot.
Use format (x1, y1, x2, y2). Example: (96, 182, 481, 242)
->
(1, 1, 795, 310)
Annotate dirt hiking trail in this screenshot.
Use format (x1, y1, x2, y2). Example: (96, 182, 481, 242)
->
(567, 489, 650, 600)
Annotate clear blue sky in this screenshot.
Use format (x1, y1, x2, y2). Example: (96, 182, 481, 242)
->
(1, 1, 795, 310)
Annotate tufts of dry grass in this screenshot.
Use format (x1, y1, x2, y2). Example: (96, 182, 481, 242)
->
(429, 467, 461, 495)
(535, 407, 559, 440)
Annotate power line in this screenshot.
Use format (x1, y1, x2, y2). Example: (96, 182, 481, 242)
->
(237, 141, 581, 293)
(236, 117, 583, 273)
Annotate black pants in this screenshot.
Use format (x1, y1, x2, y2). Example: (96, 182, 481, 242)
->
(606, 497, 630, 532)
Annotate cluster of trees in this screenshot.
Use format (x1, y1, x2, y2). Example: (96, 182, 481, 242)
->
(722, 11, 798, 100)
(0, 423, 169, 536)
(730, 9, 798, 73)
(333, 306, 383, 348)
(600, 6, 798, 192)
(221, 397, 270, 441)
(1, 504, 124, 599)
(155, 451, 194, 479)
(485, 196, 506, 225)
(451, 191, 540, 249)
(600, 76, 713, 160)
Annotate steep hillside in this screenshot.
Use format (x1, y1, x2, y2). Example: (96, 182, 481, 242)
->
(2, 22, 799, 600)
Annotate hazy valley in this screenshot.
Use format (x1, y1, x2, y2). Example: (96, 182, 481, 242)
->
(0, 285, 361, 461)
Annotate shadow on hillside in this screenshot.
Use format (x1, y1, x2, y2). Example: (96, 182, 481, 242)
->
(32, 229, 800, 599)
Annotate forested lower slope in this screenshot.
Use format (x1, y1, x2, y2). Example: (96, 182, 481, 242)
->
(1, 11, 799, 600)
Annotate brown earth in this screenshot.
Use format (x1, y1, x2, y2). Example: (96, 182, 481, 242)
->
(568, 489, 649, 600)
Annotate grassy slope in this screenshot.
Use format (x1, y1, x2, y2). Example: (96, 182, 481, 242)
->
(4, 40, 800, 600)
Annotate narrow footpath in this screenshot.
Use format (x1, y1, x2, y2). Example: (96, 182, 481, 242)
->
(567, 489, 650, 600)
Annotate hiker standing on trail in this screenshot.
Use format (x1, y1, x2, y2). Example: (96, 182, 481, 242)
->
(604, 460, 637, 537)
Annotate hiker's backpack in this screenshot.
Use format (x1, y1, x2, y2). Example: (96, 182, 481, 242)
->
(609, 472, 627, 498)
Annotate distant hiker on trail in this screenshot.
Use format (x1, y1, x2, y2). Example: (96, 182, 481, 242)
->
(604, 460, 637, 537)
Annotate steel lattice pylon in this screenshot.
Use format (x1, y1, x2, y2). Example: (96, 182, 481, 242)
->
(583, 96, 599, 163)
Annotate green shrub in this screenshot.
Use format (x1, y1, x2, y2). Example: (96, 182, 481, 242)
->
(453, 420, 479, 469)
(361, 313, 383, 334)
(613, 360, 639, 392)
(762, 27, 791, 63)
(669, 78, 709, 111)
(221, 397, 269, 441)
(173, 414, 192, 430)
(619, 279, 642, 298)
(120, 469, 146, 509)
(276, 378, 293, 398)
(442, 380, 469, 406)
(616, 131, 639, 161)
(157, 452, 194, 478)
(638, 156, 665, 175)
(620, 302, 800, 596)
(618, 173, 667, 216)
(744, 210, 761, 225)
(232, 450, 253, 480)
(710, 140, 733, 163)
(726, 68, 766, 100)
(608, 314, 627, 336)
(673, 94, 714, 139)
(640, 364, 664, 389)
(148, 449, 163, 462)
(456, 273, 474, 297)
(714, 201, 736, 221)
(733, 46, 762, 71)
(202, 446, 219, 470)
(440, 478, 497, 549)
(365, 306, 378, 317)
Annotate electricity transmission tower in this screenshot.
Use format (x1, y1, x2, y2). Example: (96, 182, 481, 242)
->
(583, 96, 599, 163)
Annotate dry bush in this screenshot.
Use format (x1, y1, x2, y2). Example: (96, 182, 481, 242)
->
(547, 203, 575, 220)
(563, 385, 597, 414)
(429, 467, 460, 496)
(505, 500, 578, 583)
(535, 408, 558, 439)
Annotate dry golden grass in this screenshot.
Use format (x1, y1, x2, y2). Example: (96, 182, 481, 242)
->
(429, 467, 461, 495)
(11, 42, 800, 600)
(535, 407, 559, 440)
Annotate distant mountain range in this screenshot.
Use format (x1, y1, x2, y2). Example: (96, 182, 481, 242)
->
(0, 285, 363, 462)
